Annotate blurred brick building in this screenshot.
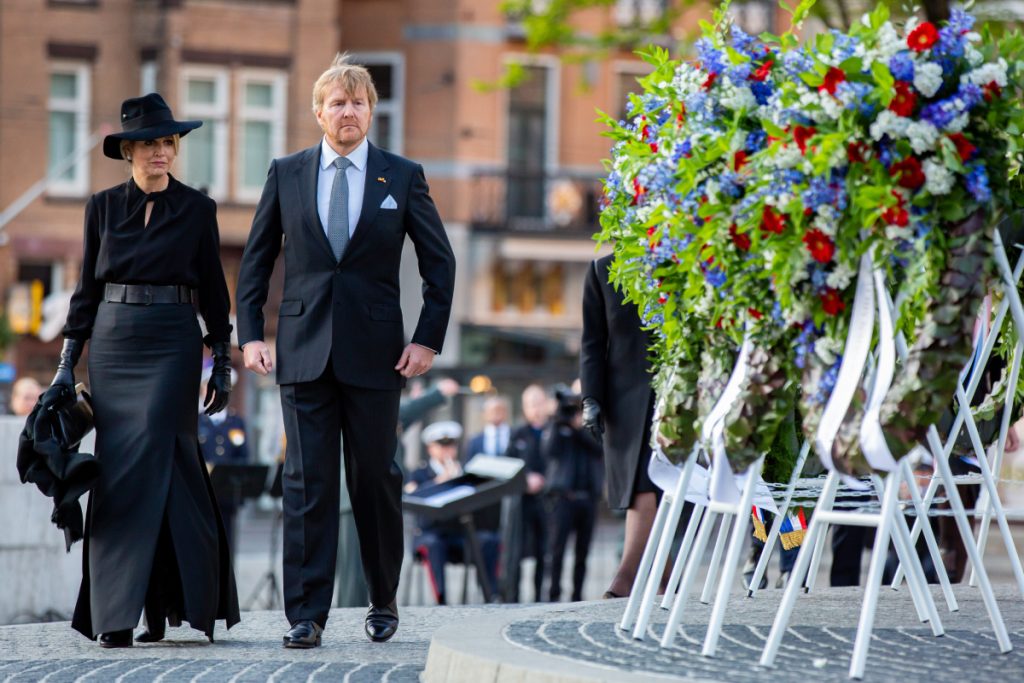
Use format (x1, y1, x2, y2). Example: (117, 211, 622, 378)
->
(0, 0, 775, 430)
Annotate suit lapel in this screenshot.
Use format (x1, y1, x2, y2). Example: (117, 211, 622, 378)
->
(343, 142, 391, 261)
(295, 144, 336, 263)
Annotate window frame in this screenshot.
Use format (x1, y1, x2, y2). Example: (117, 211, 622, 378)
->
(350, 51, 405, 155)
(179, 65, 230, 199)
(47, 60, 91, 198)
(234, 68, 288, 202)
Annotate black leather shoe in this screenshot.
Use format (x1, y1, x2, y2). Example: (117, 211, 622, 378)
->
(365, 601, 399, 643)
(98, 629, 133, 648)
(283, 620, 322, 649)
(135, 619, 165, 643)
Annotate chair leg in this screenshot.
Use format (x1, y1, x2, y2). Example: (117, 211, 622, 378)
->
(700, 514, 730, 605)
(660, 504, 705, 610)
(619, 483, 672, 632)
(899, 459, 958, 613)
(660, 509, 718, 647)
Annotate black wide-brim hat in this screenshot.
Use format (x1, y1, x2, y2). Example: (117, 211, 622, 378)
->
(102, 92, 202, 159)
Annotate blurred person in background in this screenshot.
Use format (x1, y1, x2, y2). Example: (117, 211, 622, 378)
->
(504, 384, 552, 602)
(406, 421, 500, 604)
(198, 366, 248, 554)
(467, 396, 511, 458)
(542, 385, 602, 602)
(56, 93, 238, 647)
(10, 377, 43, 417)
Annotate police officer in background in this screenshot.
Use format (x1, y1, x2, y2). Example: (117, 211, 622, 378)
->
(198, 365, 249, 553)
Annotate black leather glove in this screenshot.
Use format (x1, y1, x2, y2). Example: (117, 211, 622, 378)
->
(582, 397, 604, 440)
(52, 338, 84, 387)
(204, 342, 232, 416)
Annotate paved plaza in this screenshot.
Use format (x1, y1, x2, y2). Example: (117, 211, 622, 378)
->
(1, 586, 1023, 682)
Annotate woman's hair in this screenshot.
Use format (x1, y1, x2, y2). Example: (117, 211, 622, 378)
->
(311, 53, 378, 114)
(119, 133, 180, 161)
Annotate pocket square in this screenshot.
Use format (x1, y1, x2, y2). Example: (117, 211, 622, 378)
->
(380, 194, 398, 210)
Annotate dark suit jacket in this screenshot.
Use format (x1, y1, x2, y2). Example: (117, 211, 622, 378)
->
(579, 254, 654, 510)
(235, 141, 455, 389)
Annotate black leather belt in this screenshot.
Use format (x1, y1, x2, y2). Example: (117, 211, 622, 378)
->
(104, 283, 193, 305)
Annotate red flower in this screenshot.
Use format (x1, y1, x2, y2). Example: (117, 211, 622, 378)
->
(646, 225, 658, 237)
(889, 81, 917, 117)
(820, 67, 846, 95)
(761, 206, 785, 235)
(733, 150, 749, 171)
(630, 176, 647, 206)
(748, 307, 763, 320)
(793, 125, 816, 155)
(751, 60, 773, 82)
(890, 156, 925, 190)
(803, 229, 835, 264)
(730, 223, 751, 251)
(820, 288, 846, 316)
(702, 72, 717, 90)
(677, 104, 686, 123)
(658, 293, 668, 304)
(908, 22, 939, 52)
(847, 141, 868, 163)
(983, 81, 1002, 102)
(881, 191, 908, 227)
(948, 133, 977, 162)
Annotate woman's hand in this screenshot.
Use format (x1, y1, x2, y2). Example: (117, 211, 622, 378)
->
(204, 342, 232, 415)
(52, 338, 84, 387)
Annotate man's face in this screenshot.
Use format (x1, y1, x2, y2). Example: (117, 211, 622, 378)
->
(10, 380, 42, 417)
(316, 83, 372, 153)
(427, 440, 458, 462)
(483, 401, 508, 426)
(521, 389, 549, 426)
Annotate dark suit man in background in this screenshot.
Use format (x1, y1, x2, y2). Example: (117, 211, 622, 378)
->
(236, 55, 455, 647)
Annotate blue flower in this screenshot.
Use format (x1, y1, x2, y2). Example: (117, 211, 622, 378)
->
(966, 163, 991, 202)
(695, 37, 726, 74)
(780, 49, 813, 78)
(730, 25, 757, 56)
(750, 80, 773, 106)
(704, 266, 727, 288)
(888, 52, 915, 82)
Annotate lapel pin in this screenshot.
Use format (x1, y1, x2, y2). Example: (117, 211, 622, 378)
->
(377, 177, 387, 183)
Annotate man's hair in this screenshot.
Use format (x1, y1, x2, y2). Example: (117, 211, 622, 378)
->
(311, 53, 378, 114)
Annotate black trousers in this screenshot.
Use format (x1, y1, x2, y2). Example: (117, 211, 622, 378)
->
(522, 495, 548, 601)
(548, 494, 597, 602)
(279, 363, 402, 627)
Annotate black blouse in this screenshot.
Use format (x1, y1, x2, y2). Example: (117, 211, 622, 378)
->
(63, 175, 232, 345)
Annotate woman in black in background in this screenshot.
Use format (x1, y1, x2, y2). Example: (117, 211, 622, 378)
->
(54, 94, 239, 647)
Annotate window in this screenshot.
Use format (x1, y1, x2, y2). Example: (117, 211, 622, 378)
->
(180, 67, 229, 198)
(614, 64, 649, 121)
(730, 0, 773, 36)
(353, 53, 404, 154)
(235, 71, 287, 200)
(506, 63, 556, 224)
(48, 62, 90, 197)
(140, 60, 157, 95)
(614, 0, 668, 26)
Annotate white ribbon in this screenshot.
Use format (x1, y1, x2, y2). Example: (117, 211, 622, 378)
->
(648, 446, 711, 505)
(815, 253, 875, 472)
(705, 334, 753, 504)
(858, 267, 898, 472)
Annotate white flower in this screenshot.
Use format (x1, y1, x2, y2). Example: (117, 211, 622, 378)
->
(820, 93, 843, 120)
(767, 143, 803, 169)
(875, 23, 904, 59)
(907, 121, 939, 154)
(826, 262, 855, 290)
(946, 114, 969, 133)
(720, 83, 757, 112)
(923, 159, 955, 195)
(964, 60, 1008, 88)
(704, 180, 720, 204)
(913, 63, 943, 98)
(966, 47, 984, 67)
(814, 336, 844, 365)
(870, 110, 910, 141)
(813, 211, 838, 237)
(784, 300, 810, 326)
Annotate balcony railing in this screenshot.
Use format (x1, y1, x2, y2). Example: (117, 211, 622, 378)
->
(469, 170, 602, 234)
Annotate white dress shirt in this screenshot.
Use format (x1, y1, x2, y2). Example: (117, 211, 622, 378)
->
(483, 424, 510, 456)
(316, 136, 368, 237)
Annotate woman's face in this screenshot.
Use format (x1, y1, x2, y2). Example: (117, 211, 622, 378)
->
(128, 136, 177, 179)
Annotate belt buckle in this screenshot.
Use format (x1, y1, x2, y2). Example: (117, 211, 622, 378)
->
(142, 285, 153, 305)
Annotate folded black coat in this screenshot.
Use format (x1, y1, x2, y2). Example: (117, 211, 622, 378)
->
(16, 384, 100, 552)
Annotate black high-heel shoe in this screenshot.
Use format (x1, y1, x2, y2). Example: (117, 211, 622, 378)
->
(98, 629, 133, 648)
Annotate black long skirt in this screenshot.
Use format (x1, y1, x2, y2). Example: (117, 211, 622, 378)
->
(71, 301, 240, 640)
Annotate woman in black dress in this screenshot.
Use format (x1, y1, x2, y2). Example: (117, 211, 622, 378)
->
(54, 93, 240, 647)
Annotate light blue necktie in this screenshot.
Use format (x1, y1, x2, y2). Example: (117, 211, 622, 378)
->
(327, 156, 353, 260)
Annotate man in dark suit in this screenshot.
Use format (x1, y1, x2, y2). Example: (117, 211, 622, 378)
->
(236, 55, 455, 647)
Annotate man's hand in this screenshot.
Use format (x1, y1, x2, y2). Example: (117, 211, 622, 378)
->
(242, 341, 274, 376)
(526, 472, 546, 495)
(395, 343, 435, 378)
